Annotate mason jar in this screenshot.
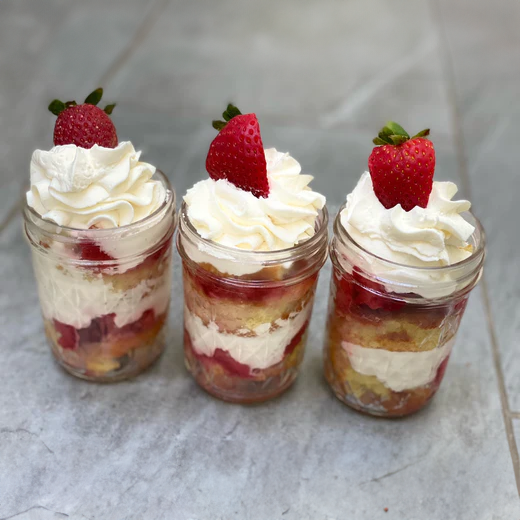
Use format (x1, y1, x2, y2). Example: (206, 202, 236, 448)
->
(24, 172, 176, 382)
(324, 204, 485, 417)
(177, 201, 328, 403)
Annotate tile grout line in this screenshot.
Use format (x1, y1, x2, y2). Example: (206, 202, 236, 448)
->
(481, 276, 520, 493)
(430, 0, 520, 496)
(98, 0, 172, 87)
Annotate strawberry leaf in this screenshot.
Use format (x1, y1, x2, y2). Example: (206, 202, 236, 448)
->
(104, 104, 116, 115)
(48, 99, 66, 116)
(377, 130, 394, 145)
(389, 135, 409, 145)
(212, 120, 227, 131)
(222, 104, 242, 121)
(385, 121, 410, 138)
(84, 88, 103, 106)
(373, 137, 388, 145)
(412, 128, 431, 139)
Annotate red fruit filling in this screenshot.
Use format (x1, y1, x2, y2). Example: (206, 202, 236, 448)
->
(53, 320, 79, 350)
(334, 267, 405, 313)
(186, 321, 309, 379)
(186, 266, 315, 304)
(77, 240, 114, 261)
(53, 309, 158, 351)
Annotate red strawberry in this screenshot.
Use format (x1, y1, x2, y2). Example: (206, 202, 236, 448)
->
(53, 320, 79, 350)
(351, 269, 405, 311)
(368, 122, 435, 211)
(48, 88, 118, 149)
(206, 104, 269, 198)
(77, 240, 113, 261)
(334, 267, 405, 313)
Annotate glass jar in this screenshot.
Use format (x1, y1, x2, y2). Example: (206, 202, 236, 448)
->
(177, 202, 328, 403)
(324, 204, 485, 417)
(24, 172, 176, 382)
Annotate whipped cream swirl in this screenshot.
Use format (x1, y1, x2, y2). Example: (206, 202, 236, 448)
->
(27, 142, 166, 229)
(184, 148, 326, 251)
(340, 172, 475, 297)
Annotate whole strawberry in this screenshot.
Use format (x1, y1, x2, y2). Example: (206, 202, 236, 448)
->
(368, 122, 435, 211)
(48, 88, 118, 149)
(206, 104, 269, 198)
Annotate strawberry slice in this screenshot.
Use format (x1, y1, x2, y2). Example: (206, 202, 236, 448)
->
(206, 104, 269, 198)
(368, 121, 435, 211)
(334, 267, 405, 313)
(78, 240, 113, 261)
(53, 320, 79, 350)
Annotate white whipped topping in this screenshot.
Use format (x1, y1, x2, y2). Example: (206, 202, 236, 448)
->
(184, 148, 326, 252)
(184, 303, 311, 370)
(340, 172, 475, 298)
(343, 338, 454, 392)
(27, 142, 166, 229)
(32, 251, 171, 329)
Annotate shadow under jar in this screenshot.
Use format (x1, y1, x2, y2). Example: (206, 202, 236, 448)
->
(24, 172, 176, 382)
(324, 205, 485, 417)
(177, 202, 329, 404)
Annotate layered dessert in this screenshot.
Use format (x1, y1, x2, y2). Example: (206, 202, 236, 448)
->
(24, 89, 176, 381)
(324, 122, 485, 417)
(177, 105, 328, 403)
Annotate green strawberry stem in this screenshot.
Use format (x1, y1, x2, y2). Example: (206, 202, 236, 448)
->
(48, 88, 116, 116)
(212, 103, 242, 131)
(373, 121, 430, 146)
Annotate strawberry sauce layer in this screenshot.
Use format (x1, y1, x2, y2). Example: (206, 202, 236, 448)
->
(54, 309, 158, 351)
(185, 264, 317, 305)
(332, 266, 464, 329)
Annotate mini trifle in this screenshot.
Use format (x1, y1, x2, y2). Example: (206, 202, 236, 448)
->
(324, 122, 485, 417)
(24, 89, 176, 382)
(177, 105, 328, 403)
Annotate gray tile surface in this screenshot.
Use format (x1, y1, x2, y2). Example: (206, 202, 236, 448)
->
(1, 213, 519, 519)
(109, 0, 451, 134)
(437, 0, 520, 457)
(0, 0, 519, 518)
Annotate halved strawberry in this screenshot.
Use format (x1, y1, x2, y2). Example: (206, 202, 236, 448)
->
(368, 121, 435, 211)
(206, 104, 269, 198)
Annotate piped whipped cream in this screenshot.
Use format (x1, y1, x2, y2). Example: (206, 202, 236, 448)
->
(340, 172, 475, 297)
(27, 142, 166, 229)
(184, 148, 325, 252)
(343, 338, 454, 392)
(184, 303, 311, 370)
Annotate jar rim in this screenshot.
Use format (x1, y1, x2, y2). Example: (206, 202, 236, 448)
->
(333, 201, 486, 273)
(178, 200, 329, 264)
(23, 170, 175, 237)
